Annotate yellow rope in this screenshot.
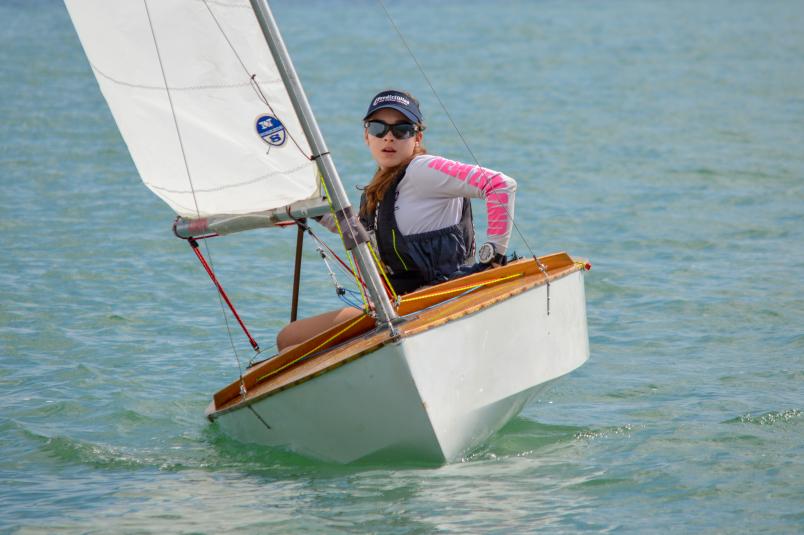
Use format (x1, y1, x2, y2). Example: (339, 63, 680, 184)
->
(399, 272, 524, 303)
(367, 242, 398, 302)
(319, 176, 369, 312)
(256, 313, 369, 384)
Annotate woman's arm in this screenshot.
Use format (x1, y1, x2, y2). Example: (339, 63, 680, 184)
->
(405, 154, 517, 254)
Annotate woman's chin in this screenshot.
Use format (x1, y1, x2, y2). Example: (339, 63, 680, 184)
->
(378, 154, 403, 168)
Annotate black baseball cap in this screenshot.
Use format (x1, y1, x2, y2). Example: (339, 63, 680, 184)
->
(363, 90, 423, 124)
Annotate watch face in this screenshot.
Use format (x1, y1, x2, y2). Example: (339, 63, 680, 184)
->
(479, 243, 495, 263)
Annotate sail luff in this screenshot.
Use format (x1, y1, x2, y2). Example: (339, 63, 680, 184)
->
(249, 0, 398, 325)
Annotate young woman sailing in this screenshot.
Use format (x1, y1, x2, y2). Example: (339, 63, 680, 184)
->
(277, 89, 517, 351)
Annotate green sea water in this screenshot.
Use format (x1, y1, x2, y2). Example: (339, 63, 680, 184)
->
(1, 0, 803, 533)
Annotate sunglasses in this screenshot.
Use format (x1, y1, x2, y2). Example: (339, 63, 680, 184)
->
(364, 120, 419, 140)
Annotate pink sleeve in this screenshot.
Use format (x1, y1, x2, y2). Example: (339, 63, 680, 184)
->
(408, 155, 517, 253)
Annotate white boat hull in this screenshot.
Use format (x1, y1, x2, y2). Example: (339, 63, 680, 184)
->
(211, 269, 588, 463)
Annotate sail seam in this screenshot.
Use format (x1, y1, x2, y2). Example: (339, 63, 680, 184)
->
(143, 162, 312, 194)
(193, 0, 251, 9)
(89, 61, 281, 92)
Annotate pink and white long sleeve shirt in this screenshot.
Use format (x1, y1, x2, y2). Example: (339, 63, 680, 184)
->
(394, 154, 517, 254)
(319, 154, 517, 254)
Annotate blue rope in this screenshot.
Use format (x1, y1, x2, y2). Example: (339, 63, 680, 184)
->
(338, 289, 365, 310)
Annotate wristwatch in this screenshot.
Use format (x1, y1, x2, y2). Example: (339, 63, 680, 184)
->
(478, 242, 505, 265)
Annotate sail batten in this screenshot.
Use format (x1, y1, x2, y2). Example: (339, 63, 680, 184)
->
(64, 0, 320, 220)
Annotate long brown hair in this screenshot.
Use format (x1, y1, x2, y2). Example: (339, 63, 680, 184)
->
(360, 143, 427, 219)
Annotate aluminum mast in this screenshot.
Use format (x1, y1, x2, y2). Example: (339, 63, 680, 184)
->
(249, 0, 398, 325)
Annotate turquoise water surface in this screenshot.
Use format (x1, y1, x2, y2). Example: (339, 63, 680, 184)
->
(2, 0, 803, 533)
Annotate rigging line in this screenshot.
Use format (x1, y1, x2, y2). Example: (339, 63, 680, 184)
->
(143, 0, 247, 379)
(367, 242, 397, 301)
(307, 228, 368, 290)
(247, 342, 276, 368)
(142, 1, 201, 220)
(201, 0, 311, 160)
(319, 177, 370, 311)
(290, 213, 355, 282)
(202, 241, 253, 367)
(398, 285, 482, 319)
(399, 272, 524, 303)
(247, 404, 272, 430)
(377, 0, 480, 167)
(377, 0, 541, 263)
(316, 181, 366, 280)
(287, 209, 372, 310)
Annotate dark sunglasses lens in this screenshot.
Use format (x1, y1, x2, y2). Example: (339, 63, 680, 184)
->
(391, 124, 416, 139)
(366, 121, 390, 138)
(366, 121, 417, 139)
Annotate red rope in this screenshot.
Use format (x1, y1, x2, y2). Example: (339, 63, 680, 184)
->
(188, 238, 259, 351)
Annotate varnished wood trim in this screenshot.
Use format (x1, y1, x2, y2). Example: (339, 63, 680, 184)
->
(210, 252, 582, 415)
(395, 252, 572, 315)
(213, 313, 376, 408)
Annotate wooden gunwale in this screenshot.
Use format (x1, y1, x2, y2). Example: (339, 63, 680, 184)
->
(209, 252, 582, 417)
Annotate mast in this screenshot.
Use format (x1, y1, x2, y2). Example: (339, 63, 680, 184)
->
(249, 0, 398, 325)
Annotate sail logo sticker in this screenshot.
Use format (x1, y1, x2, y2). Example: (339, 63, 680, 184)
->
(256, 114, 287, 146)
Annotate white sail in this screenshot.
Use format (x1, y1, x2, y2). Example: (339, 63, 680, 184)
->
(63, 0, 321, 219)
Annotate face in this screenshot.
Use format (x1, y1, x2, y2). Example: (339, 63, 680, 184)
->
(364, 108, 423, 170)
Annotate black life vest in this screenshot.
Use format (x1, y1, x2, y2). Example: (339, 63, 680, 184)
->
(360, 166, 476, 294)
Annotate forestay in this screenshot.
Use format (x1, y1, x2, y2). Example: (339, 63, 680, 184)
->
(64, 0, 322, 220)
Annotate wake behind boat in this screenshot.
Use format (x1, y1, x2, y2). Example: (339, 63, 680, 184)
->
(64, 0, 590, 463)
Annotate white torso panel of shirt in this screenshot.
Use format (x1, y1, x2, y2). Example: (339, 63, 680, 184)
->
(394, 162, 464, 235)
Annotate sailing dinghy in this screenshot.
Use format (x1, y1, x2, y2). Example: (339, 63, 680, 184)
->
(65, 0, 590, 463)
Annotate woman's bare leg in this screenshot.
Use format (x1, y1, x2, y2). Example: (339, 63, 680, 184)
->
(276, 307, 363, 352)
